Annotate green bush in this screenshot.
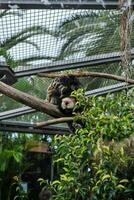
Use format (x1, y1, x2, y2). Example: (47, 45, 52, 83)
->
(39, 89, 134, 200)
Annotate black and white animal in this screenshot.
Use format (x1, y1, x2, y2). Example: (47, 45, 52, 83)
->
(47, 75, 81, 115)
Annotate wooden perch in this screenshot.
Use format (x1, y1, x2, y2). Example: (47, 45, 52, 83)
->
(38, 72, 134, 84)
(0, 81, 63, 118)
(36, 117, 73, 127)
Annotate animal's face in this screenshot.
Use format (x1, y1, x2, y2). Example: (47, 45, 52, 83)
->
(61, 97, 76, 110)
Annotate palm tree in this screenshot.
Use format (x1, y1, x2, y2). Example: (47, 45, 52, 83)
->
(56, 10, 121, 58)
(0, 9, 55, 110)
(55, 10, 133, 89)
(0, 9, 57, 68)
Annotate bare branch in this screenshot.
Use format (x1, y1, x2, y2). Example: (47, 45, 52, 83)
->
(0, 81, 63, 118)
(38, 72, 134, 84)
(36, 117, 73, 127)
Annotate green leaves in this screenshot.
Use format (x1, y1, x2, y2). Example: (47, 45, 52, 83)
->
(0, 149, 23, 172)
(0, 10, 56, 68)
(41, 89, 134, 199)
(56, 10, 121, 60)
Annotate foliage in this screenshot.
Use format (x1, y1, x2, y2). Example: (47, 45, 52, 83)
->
(55, 10, 134, 88)
(0, 10, 55, 68)
(0, 47, 18, 68)
(0, 133, 40, 200)
(56, 10, 121, 59)
(39, 89, 134, 200)
(9, 176, 29, 200)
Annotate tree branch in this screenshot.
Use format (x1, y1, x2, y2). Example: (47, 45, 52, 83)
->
(0, 81, 63, 118)
(38, 72, 134, 84)
(36, 117, 73, 127)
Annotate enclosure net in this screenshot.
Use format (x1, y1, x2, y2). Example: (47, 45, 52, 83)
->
(0, 9, 130, 72)
(0, 6, 134, 120)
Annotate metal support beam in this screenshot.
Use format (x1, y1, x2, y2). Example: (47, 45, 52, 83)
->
(0, 106, 35, 120)
(85, 82, 133, 96)
(0, 0, 132, 10)
(15, 50, 134, 78)
(0, 120, 70, 135)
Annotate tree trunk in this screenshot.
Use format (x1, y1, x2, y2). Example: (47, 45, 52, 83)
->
(39, 72, 134, 84)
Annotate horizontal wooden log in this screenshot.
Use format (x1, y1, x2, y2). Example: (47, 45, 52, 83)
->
(36, 117, 73, 127)
(0, 81, 63, 118)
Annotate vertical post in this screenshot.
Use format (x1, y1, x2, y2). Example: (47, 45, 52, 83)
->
(119, 0, 132, 79)
(50, 155, 54, 182)
(0, 132, 2, 200)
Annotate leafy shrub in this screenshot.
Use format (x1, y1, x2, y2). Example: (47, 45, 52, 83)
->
(39, 89, 134, 200)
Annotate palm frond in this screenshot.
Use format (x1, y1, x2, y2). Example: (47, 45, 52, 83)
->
(0, 26, 54, 50)
(0, 9, 24, 18)
(57, 10, 121, 59)
(21, 40, 40, 50)
(16, 56, 55, 65)
(57, 10, 119, 34)
(2, 33, 41, 50)
(0, 10, 8, 18)
(0, 48, 18, 68)
(58, 10, 104, 34)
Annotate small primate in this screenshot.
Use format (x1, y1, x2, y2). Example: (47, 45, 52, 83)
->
(46, 75, 81, 132)
(47, 75, 81, 114)
(60, 96, 76, 114)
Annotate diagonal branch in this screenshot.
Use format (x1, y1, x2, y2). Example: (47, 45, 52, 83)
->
(0, 81, 63, 118)
(36, 117, 73, 127)
(38, 72, 134, 84)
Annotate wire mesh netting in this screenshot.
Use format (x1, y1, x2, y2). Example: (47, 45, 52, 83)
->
(0, 6, 134, 122)
(0, 9, 126, 72)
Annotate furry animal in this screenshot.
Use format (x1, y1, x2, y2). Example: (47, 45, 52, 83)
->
(60, 96, 76, 114)
(47, 75, 81, 114)
(46, 75, 81, 132)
